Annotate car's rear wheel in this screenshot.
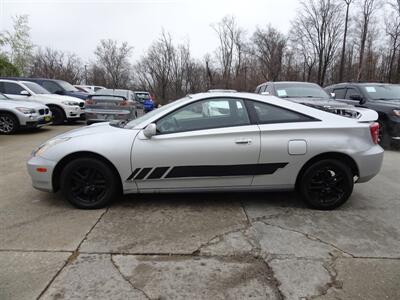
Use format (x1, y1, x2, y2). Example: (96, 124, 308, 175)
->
(0, 112, 19, 134)
(299, 159, 353, 210)
(60, 158, 118, 209)
(49, 106, 65, 125)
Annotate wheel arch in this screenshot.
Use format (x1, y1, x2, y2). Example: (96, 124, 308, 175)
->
(46, 104, 66, 117)
(0, 110, 20, 126)
(295, 152, 359, 190)
(52, 151, 123, 193)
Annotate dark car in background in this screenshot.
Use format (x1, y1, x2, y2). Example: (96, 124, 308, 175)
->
(133, 91, 154, 112)
(85, 89, 142, 125)
(0, 77, 89, 100)
(255, 81, 358, 118)
(325, 83, 400, 147)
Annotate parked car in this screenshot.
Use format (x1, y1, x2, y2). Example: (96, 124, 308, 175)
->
(0, 93, 52, 134)
(0, 77, 89, 100)
(325, 82, 400, 147)
(255, 81, 359, 118)
(85, 89, 140, 125)
(0, 79, 85, 125)
(27, 92, 382, 210)
(75, 85, 106, 93)
(133, 91, 154, 113)
(74, 85, 92, 93)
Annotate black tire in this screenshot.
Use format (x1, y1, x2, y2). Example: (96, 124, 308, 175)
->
(298, 159, 353, 210)
(378, 121, 391, 149)
(0, 112, 19, 134)
(60, 158, 118, 209)
(49, 106, 65, 125)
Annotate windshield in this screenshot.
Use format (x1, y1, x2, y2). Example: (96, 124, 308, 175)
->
(58, 80, 79, 92)
(361, 85, 400, 100)
(274, 83, 330, 99)
(125, 97, 188, 128)
(135, 93, 151, 101)
(22, 81, 50, 94)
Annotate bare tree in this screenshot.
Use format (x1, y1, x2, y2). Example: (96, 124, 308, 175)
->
(29, 47, 82, 83)
(385, 0, 400, 82)
(356, 0, 382, 80)
(339, 0, 355, 81)
(291, 0, 343, 86)
(251, 25, 287, 81)
(94, 39, 132, 88)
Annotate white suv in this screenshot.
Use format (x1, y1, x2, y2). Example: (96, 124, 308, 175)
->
(0, 79, 85, 125)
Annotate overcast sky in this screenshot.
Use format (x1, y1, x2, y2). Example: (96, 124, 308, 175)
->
(0, 0, 300, 62)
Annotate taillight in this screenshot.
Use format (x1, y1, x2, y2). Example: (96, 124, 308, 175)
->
(85, 99, 94, 105)
(369, 122, 379, 144)
(119, 100, 128, 106)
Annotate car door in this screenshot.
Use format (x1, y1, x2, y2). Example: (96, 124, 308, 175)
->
(0, 82, 29, 100)
(130, 97, 261, 191)
(248, 100, 319, 188)
(342, 87, 365, 106)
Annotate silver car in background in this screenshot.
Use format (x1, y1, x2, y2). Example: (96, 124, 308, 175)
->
(0, 93, 52, 134)
(27, 92, 383, 210)
(84, 89, 141, 125)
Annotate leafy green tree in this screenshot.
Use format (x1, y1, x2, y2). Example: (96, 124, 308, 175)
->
(0, 56, 20, 76)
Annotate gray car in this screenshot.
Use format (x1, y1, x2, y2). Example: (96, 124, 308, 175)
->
(0, 93, 52, 134)
(84, 89, 142, 125)
(27, 92, 382, 210)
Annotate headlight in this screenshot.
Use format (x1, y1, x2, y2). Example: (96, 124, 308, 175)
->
(16, 107, 35, 114)
(393, 109, 400, 117)
(62, 101, 79, 106)
(32, 137, 71, 157)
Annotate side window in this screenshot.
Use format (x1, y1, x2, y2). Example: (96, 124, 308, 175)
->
(333, 88, 346, 99)
(42, 81, 61, 93)
(156, 98, 250, 134)
(251, 101, 315, 124)
(345, 88, 361, 100)
(3, 82, 24, 95)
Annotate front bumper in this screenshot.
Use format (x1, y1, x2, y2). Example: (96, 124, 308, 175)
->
(64, 105, 84, 119)
(26, 156, 57, 192)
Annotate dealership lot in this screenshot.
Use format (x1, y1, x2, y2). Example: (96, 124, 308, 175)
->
(1, 124, 399, 300)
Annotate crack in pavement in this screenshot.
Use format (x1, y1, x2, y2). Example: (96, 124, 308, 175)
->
(36, 208, 109, 300)
(259, 257, 285, 300)
(110, 255, 152, 300)
(257, 220, 354, 258)
(310, 255, 343, 299)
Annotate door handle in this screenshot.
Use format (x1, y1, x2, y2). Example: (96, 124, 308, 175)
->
(235, 139, 252, 145)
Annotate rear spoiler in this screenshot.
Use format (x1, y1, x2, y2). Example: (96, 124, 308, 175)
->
(352, 107, 379, 123)
(87, 94, 127, 100)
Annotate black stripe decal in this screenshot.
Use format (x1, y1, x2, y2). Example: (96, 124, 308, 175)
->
(147, 167, 169, 179)
(127, 168, 141, 180)
(135, 168, 152, 180)
(165, 163, 288, 179)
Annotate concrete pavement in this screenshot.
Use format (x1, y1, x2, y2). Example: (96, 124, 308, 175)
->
(1, 124, 399, 299)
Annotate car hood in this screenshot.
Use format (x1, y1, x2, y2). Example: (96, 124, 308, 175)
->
(288, 97, 354, 108)
(0, 99, 47, 109)
(33, 94, 85, 104)
(370, 99, 400, 108)
(56, 122, 136, 139)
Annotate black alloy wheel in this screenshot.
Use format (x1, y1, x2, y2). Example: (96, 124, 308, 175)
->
(50, 106, 65, 125)
(299, 159, 353, 210)
(0, 113, 19, 134)
(61, 158, 118, 209)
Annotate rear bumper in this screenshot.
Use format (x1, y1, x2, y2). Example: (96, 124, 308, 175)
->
(85, 109, 131, 122)
(27, 156, 56, 192)
(354, 145, 384, 183)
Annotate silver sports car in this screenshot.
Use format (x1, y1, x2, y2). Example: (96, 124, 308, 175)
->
(27, 92, 383, 210)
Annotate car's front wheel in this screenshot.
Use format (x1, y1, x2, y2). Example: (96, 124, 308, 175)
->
(0, 112, 19, 134)
(60, 157, 118, 209)
(299, 159, 353, 210)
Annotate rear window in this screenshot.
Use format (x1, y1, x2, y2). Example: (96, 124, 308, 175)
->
(135, 93, 151, 101)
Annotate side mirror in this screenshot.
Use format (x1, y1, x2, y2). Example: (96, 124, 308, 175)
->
(20, 90, 30, 96)
(143, 123, 157, 139)
(330, 92, 336, 99)
(349, 94, 362, 101)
